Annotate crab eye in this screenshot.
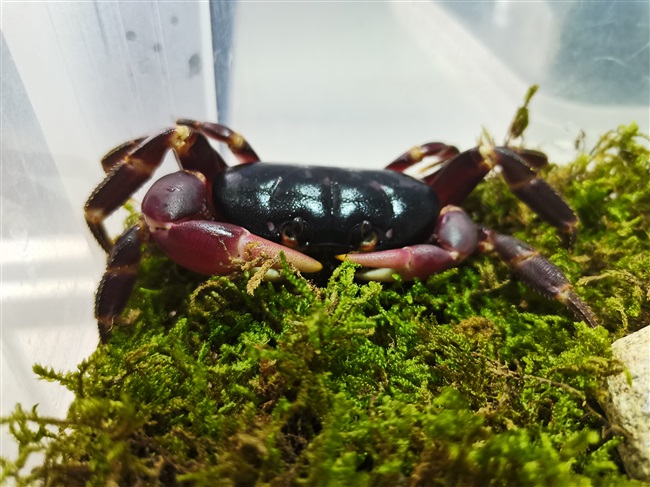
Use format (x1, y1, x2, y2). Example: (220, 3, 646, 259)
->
(281, 217, 310, 248)
(350, 220, 379, 252)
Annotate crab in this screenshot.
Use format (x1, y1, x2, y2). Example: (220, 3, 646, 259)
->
(86, 119, 598, 342)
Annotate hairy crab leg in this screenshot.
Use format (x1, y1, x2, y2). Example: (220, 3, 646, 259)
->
(176, 119, 261, 164)
(478, 228, 598, 328)
(85, 128, 181, 253)
(95, 222, 148, 342)
(425, 146, 578, 245)
(173, 130, 229, 179)
(490, 147, 577, 245)
(385, 142, 460, 173)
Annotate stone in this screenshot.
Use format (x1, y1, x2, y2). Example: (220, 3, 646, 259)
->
(602, 325, 650, 482)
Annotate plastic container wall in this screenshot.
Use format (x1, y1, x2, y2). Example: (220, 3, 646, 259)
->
(226, 2, 648, 165)
(2, 1, 219, 460)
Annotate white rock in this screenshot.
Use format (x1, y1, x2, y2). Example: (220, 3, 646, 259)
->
(602, 325, 650, 482)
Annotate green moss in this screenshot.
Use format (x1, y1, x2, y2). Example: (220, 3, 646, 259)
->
(2, 124, 648, 486)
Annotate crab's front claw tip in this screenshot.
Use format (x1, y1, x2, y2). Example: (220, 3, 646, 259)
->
(336, 250, 409, 281)
(335, 249, 410, 268)
(282, 250, 323, 273)
(240, 233, 322, 273)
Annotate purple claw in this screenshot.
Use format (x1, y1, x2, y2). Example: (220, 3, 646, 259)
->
(337, 244, 458, 281)
(150, 220, 322, 276)
(337, 205, 479, 281)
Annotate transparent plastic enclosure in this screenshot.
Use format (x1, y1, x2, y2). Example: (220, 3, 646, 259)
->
(1, 1, 648, 460)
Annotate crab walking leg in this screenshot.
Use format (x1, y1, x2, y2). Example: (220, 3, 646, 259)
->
(479, 228, 599, 328)
(338, 206, 478, 281)
(100, 137, 147, 173)
(95, 223, 147, 343)
(86, 123, 240, 254)
(425, 146, 578, 244)
(176, 119, 261, 164)
(173, 130, 229, 182)
(491, 147, 578, 244)
(385, 142, 460, 173)
(85, 128, 185, 253)
(509, 148, 550, 170)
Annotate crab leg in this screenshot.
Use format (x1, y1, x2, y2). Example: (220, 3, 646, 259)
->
(478, 228, 598, 328)
(177, 119, 261, 164)
(339, 205, 597, 327)
(100, 137, 147, 173)
(85, 128, 188, 253)
(492, 147, 577, 244)
(425, 146, 578, 244)
(95, 170, 322, 341)
(338, 206, 477, 281)
(95, 223, 148, 342)
(385, 142, 459, 173)
(88, 127, 231, 254)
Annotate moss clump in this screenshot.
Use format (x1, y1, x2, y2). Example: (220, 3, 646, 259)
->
(2, 124, 649, 486)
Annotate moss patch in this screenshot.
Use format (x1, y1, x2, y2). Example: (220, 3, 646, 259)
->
(2, 124, 649, 486)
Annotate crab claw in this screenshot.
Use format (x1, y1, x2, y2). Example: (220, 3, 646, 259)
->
(151, 220, 322, 275)
(336, 244, 458, 281)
